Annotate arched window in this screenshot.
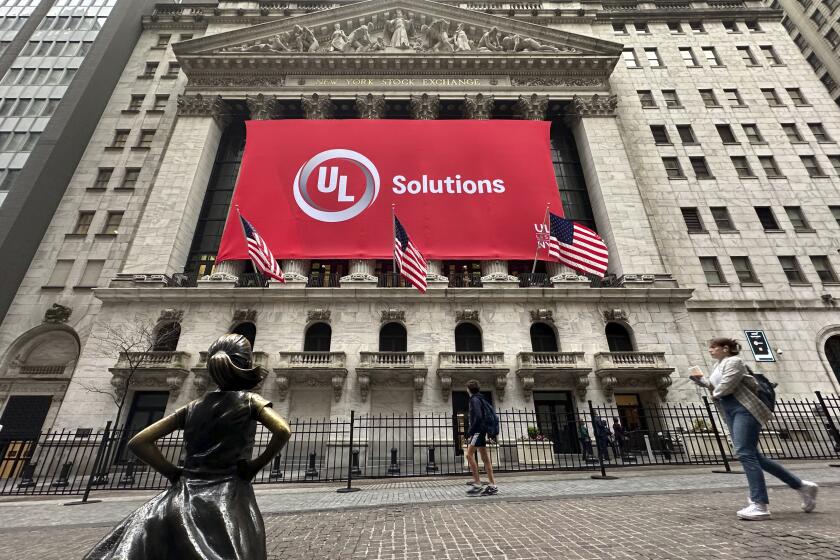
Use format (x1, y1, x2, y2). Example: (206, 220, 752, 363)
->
(530, 323, 558, 352)
(826, 335, 840, 385)
(232, 322, 256, 349)
(153, 322, 181, 351)
(605, 323, 634, 352)
(379, 322, 407, 352)
(455, 323, 483, 352)
(304, 322, 331, 352)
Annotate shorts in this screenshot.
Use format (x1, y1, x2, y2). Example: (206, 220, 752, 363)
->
(467, 433, 487, 448)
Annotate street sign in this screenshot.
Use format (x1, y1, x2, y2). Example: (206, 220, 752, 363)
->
(744, 330, 775, 362)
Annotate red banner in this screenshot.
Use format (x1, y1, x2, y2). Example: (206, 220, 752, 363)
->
(217, 120, 563, 261)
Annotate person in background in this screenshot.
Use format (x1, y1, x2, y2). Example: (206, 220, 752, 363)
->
(464, 379, 499, 497)
(578, 422, 593, 462)
(594, 417, 611, 461)
(612, 417, 627, 457)
(690, 336, 818, 521)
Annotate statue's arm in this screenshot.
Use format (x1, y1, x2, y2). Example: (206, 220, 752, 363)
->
(127, 409, 186, 483)
(242, 406, 291, 479)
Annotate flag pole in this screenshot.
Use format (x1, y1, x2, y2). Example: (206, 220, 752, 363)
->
(531, 203, 550, 274)
(391, 204, 397, 285)
(235, 205, 264, 286)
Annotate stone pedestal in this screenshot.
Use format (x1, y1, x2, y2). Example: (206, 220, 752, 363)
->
(481, 260, 518, 288)
(341, 259, 377, 287)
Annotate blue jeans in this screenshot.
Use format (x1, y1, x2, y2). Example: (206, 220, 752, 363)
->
(721, 395, 802, 504)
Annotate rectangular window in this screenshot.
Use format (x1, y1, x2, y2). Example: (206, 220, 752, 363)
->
(662, 157, 684, 178)
(681, 207, 705, 232)
(156, 34, 171, 47)
(716, 124, 738, 143)
(782, 123, 804, 142)
(10, 98, 29, 117)
(634, 22, 650, 34)
(650, 125, 670, 144)
(689, 156, 712, 179)
(0, 99, 13, 116)
(711, 207, 736, 231)
(26, 99, 45, 117)
(180, 34, 194, 41)
(142, 62, 158, 78)
(807, 53, 823, 71)
(755, 206, 781, 230)
(731, 156, 755, 177)
(73, 211, 94, 235)
(21, 41, 37, 56)
(21, 132, 40, 152)
(808, 123, 832, 142)
(724, 88, 745, 106)
(811, 256, 838, 283)
(723, 20, 739, 32)
(832, 206, 840, 226)
(1, 68, 20, 85)
(676, 124, 697, 143)
(165, 62, 180, 77)
(700, 257, 725, 284)
(680, 47, 699, 66)
(48, 41, 64, 56)
(787, 88, 808, 105)
(701, 46, 722, 65)
(43, 98, 60, 117)
(746, 20, 761, 32)
(811, 9, 827, 28)
(826, 28, 840, 48)
(111, 130, 129, 148)
(623, 49, 640, 68)
(93, 168, 112, 189)
(121, 168, 140, 189)
(801, 155, 825, 176)
(153, 95, 169, 110)
(101, 212, 123, 235)
(77, 260, 104, 288)
(638, 90, 656, 107)
(137, 130, 155, 148)
(731, 257, 759, 283)
(613, 23, 627, 34)
(737, 46, 759, 65)
(662, 90, 681, 107)
(700, 89, 719, 107)
(668, 22, 683, 33)
(762, 88, 783, 106)
(785, 206, 811, 231)
(59, 68, 76, 85)
(779, 256, 806, 283)
(689, 21, 705, 32)
(127, 95, 144, 111)
(645, 48, 662, 67)
(758, 156, 783, 177)
(742, 124, 764, 144)
(760, 45, 782, 64)
(829, 155, 840, 175)
(45, 260, 73, 288)
(821, 72, 837, 90)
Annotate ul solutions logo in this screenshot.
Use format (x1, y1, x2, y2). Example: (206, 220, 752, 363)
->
(293, 149, 380, 223)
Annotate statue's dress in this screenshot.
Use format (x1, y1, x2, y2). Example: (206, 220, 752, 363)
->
(84, 390, 272, 560)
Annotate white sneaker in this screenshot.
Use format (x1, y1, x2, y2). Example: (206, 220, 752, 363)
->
(737, 503, 771, 521)
(798, 481, 818, 513)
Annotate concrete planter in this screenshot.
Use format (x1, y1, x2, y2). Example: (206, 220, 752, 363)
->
(515, 441, 555, 467)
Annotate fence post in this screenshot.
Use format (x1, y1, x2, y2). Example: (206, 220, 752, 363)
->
(703, 397, 741, 474)
(588, 401, 617, 480)
(65, 421, 112, 506)
(337, 410, 361, 493)
(815, 391, 840, 468)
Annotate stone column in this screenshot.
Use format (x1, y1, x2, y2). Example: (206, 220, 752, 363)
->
(463, 93, 494, 120)
(301, 93, 334, 119)
(355, 93, 386, 119)
(122, 94, 228, 278)
(567, 94, 671, 285)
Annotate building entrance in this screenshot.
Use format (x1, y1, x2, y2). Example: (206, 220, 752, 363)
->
(533, 391, 579, 454)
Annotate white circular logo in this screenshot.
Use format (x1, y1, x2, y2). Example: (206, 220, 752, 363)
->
(293, 149, 380, 223)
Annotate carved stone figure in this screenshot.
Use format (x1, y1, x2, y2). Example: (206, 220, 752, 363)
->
(502, 34, 560, 52)
(329, 23, 348, 51)
(301, 25, 319, 52)
(384, 9, 413, 48)
(343, 23, 372, 52)
(422, 19, 454, 52)
(83, 334, 292, 560)
(44, 303, 72, 324)
(453, 23, 471, 51)
(477, 26, 502, 51)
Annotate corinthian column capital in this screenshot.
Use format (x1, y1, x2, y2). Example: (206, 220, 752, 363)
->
(355, 93, 386, 119)
(569, 94, 618, 119)
(176, 94, 228, 125)
(514, 94, 549, 121)
(246, 94, 278, 120)
(463, 94, 494, 120)
(301, 93, 335, 119)
(409, 93, 440, 120)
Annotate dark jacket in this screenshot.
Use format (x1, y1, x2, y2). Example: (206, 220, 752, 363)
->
(467, 393, 488, 437)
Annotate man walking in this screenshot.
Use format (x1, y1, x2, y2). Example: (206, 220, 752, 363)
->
(465, 379, 498, 496)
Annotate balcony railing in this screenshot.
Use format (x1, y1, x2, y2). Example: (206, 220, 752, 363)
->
(594, 351, 667, 369)
(18, 365, 66, 376)
(359, 352, 425, 368)
(516, 352, 585, 369)
(377, 273, 409, 288)
(306, 273, 341, 288)
(448, 273, 482, 288)
(114, 351, 190, 369)
(277, 351, 346, 369)
(439, 352, 505, 368)
(516, 273, 552, 287)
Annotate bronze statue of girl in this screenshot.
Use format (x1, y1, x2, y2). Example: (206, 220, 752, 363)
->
(84, 334, 291, 560)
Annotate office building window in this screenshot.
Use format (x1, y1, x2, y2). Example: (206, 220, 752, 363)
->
(787, 88, 808, 105)
(762, 88, 783, 106)
(613, 23, 627, 34)
(723, 21, 738, 32)
(623, 49, 640, 68)
(784, 206, 811, 231)
(742, 124, 764, 144)
(801, 155, 825, 176)
(758, 156, 783, 177)
(662, 90, 681, 107)
(45, 260, 73, 288)
(689, 156, 712, 179)
(716, 124, 738, 143)
(724, 88, 745, 106)
(779, 256, 806, 283)
(760, 46, 782, 64)
(700, 257, 726, 284)
(156, 34, 170, 47)
(153, 95, 168, 110)
(662, 157, 684, 178)
(689, 21, 705, 32)
(731, 257, 759, 283)
(121, 168, 140, 189)
(745, 20, 761, 32)
(136, 130, 155, 148)
(737, 46, 759, 65)
(831, 206, 840, 226)
(650, 125, 670, 144)
(677, 124, 697, 143)
(101, 212, 123, 235)
(645, 48, 662, 67)
(782, 123, 804, 142)
(700, 89, 719, 106)
(681, 207, 705, 232)
(634, 22, 650, 34)
(731, 156, 755, 177)
(127, 95, 144, 111)
(811, 256, 838, 282)
(680, 47, 699, 66)
(638, 90, 656, 107)
(141, 62, 158, 78)
(668, 22, 683, 33)
(755, 207, 780, 230)
(808, 123, 832, 142)
(73, 211, 94, 235)
(701, 46, 722, 66)
(93, 169, 112, 189)
(710, 207, 736, 231)
(77, 260, 104, 288)
(111, 130, 129, 148)
(829, 155, 840, 175)
(165, 62, 180, 78)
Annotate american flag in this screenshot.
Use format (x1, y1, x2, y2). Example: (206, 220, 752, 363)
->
(238, 212, 285, 282)
(547, 212, 609, 277)
(394, 216, 428, 293)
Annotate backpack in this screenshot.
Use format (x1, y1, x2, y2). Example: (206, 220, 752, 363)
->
(746, 365, 777, 413)
(480, 397, 500, 438)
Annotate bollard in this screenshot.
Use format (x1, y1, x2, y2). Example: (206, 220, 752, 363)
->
(119, 459, 136, 486)
(17, 461, 37, 489)
(269, 454, 284, 480)
(351, 449, 362, 476)
(387, 447, 400, 475)
(426, 446, 438, 473)
(304, 451, 319, 479)
(51, 461, 73, 487)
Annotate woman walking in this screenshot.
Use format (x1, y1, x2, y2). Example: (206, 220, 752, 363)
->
(690, 337, 817, 520)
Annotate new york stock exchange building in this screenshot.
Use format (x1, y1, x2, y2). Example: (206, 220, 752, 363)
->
(2, 0, 840, 477)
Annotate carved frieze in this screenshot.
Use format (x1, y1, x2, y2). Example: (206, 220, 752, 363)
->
(602, 309, 627, 322)
(307, 309, 331, 322)
(381, 309, 405, 323)
(570, 94, 618, 118)
(514, 94, 549, 121)
(456, 309, 480, 323)
(409, 93, 440, 120)
(44, 303, 72, 324)
(246, 94, 278, 120)
(529, 309, 554, 323)
(355, 93, 386, 119)
(190, 75, 286, 88)
(301, 93, 334, 119)
(158, 308, 184, 323)
(510, 76, 605, 88)
(233, 309, 257, 323)
(176, 94, 227, 123)
(463, 94, 494, 119)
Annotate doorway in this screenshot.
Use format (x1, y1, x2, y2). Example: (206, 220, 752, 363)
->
(451, 389, 493, 456)
(118, 391, 169, 461)
(0, 395, 52, 479)
(533, 391, 578, 454)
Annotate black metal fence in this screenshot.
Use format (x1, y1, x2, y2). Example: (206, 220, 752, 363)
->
(2, 393, 838, 497)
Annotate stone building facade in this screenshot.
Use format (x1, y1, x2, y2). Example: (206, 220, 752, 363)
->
(1, 0, 840, 439)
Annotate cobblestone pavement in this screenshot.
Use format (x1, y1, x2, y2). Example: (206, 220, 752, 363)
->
(1, 464, 838, 559)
